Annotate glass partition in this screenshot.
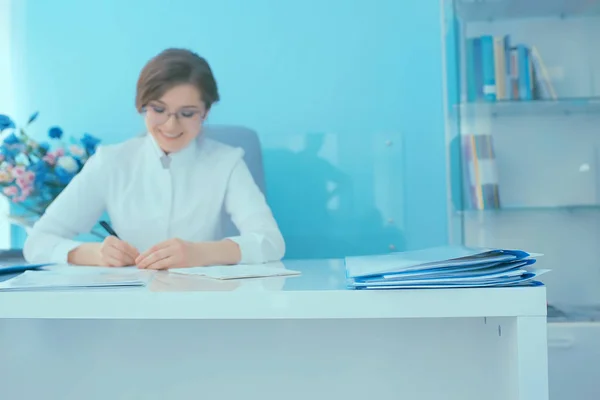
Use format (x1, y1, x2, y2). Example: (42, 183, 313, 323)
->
(6, 1, 451, 260)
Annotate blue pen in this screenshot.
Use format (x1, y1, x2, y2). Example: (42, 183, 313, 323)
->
(99, 221, 119, 238)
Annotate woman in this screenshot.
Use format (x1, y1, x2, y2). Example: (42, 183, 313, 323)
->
(23, 48, 285, 269)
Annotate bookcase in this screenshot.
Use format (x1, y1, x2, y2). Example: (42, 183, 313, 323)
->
(444, 0, 600, 304)
(442, 1, 600, 397)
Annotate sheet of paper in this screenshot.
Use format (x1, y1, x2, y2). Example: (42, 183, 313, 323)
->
(43, 264, 140, 274)
(169, 263, 300, 280)
(0, 269, 149, 291)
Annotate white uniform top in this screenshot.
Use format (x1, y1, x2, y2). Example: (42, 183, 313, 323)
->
(23, 133, 286, 265)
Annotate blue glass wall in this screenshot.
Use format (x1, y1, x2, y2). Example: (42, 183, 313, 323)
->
(9, 0, 450, 258)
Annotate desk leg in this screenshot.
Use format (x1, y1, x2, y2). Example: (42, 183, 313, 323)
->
(514, 316, 549, 400)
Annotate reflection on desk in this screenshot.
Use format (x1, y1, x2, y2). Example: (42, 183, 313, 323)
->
(149, 270, 288, 292)
(37, 259, 348, 293)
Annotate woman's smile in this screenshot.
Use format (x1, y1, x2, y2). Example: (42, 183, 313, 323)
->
(160, 130, 184, 139)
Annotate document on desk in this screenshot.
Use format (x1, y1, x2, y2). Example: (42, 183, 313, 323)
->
(353, 270, 550, 289)
(353, 267, 550, 288)
(345, 245, 536, 279)
(43, 264, 143, 275)
(344, 245, 548, 290)
(0, 269, 150, 291)
(374, 259, 534, 281)
(169, 263, 301, 280)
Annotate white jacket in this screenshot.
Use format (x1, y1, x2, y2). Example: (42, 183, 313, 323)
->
(23, 133, 285, 265)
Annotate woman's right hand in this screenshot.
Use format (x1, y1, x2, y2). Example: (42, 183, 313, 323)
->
(68, 237, 140, 267)
(98, 236, 140, 266)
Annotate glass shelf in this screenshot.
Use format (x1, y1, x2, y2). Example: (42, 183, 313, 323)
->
(459, 204, 600, 214)
(455, 0, 600, 22)
(458, 97, 600, 118)
(548, 304, 600, 323)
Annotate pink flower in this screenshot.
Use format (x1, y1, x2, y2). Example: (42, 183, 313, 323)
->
(43, 153, 57, 165)
(0, 154, 4, 162)
(21, 186, 33, 197)
(11, 166, 25, 178)
(53, 148, 65, 158)
(16, 171, 34, 190)
(16, 179, 27, 189)
(3, 186, 18, 196)
(17, 179, 31, 190)
(11, 186, 32, 203)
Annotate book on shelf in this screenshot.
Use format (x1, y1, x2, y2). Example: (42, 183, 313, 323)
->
(465, 34, 556, 103)
(461, 133, 500, 210)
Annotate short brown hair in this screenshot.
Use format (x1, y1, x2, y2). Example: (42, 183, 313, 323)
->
(135, 48, 220, 112)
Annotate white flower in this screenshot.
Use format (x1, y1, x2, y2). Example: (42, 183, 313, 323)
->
(15, 153, 29, 165)
(69, 145, 85, 157)
(57, 156, 78, 173)
(0, 171, 12, 182)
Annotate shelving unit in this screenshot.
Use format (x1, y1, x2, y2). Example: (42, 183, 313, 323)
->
(458, 97, 600, 118)
(455, 0, 600, 22)
(445, 0, 600, 295)
(443, 2, 600, 398)
(461, 204, 600, 214)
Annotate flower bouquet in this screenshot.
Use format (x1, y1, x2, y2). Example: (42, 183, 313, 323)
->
(0, 112, 103, 236)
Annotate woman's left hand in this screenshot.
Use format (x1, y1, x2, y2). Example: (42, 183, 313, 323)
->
(135, 238, 202, 270)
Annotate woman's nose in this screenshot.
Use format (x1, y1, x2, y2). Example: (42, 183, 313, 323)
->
(163, 113, 179, 130)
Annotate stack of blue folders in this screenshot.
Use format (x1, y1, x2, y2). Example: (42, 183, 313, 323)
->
(344, 246, 549, 290)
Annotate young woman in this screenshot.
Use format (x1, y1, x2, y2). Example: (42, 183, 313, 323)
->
(23, 48, 285, 269)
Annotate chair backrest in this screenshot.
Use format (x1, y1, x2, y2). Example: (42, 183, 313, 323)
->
(203, 124, 265, 237)
(204, 124, 265, 193)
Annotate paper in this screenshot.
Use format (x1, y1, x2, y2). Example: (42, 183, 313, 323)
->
(345, 245, 534, 279)
(43, 264, 144, 275)
(169, 263, 300, 280)
(0, 270, 149, 291)
(353, 267, 541, 287)
(370, 259, 535, 282)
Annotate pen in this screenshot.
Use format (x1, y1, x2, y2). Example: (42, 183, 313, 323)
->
(99, 220, 119, 238)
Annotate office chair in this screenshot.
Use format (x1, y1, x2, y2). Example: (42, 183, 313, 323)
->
(203, 124, 266, 237)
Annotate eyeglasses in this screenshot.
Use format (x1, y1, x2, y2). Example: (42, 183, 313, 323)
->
(143, 104, 205, 127)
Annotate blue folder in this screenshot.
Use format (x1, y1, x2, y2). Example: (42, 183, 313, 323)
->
(355, 259, 537, 284)
(343, 246, 546, 290)
(0, 263, 52, 275)
(344, 246, 533, 279)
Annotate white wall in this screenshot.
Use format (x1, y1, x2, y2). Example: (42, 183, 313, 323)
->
(0, 0, 16, 248)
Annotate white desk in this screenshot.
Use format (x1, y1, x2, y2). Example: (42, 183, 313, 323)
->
(0, 259, 548, 400)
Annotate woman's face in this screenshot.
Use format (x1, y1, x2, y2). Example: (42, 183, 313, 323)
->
(144, 84, 207, 154)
